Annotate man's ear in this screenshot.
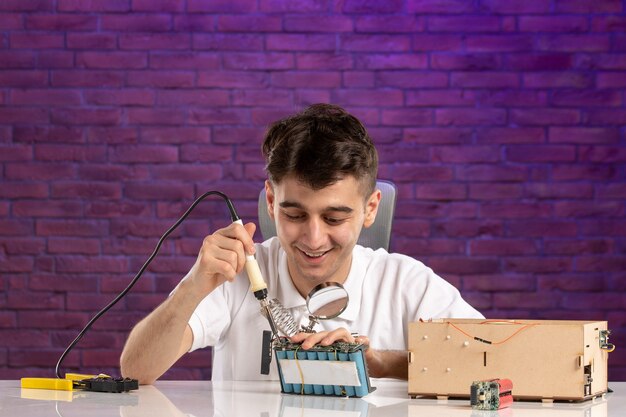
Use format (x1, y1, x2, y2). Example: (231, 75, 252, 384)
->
(363, 188, 381, 228)
(265, 180, 275, 220)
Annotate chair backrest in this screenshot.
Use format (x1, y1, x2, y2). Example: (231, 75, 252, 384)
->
(257, 180, 397, 251)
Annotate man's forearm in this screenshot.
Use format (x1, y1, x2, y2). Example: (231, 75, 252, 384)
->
(366, 349, 408, 380)
(120, 278, 207, 384)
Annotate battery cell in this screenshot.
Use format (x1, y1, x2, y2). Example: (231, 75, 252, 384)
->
(470, 378, 513, 410)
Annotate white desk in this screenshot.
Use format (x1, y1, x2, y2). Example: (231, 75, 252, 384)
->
(2, 380, 624, 417)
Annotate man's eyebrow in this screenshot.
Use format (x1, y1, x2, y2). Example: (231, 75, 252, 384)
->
(279, 201, 304, 209)
(326, 206, 353, 214)
(279, 201, 353, 213)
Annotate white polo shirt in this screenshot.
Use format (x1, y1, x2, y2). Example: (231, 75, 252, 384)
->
(182, 237, 483, 381)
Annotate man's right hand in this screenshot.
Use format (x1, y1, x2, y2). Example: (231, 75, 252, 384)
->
(121, 221, 257, 384)
(187, 221, 257, 295)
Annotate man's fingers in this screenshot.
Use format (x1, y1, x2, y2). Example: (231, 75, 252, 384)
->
(219, 222, 256, 255)
(354, 335, 370, 347)
(201, 235, 244, 273)
(300, 333, 326, 349)
(319, 328, 354, 345)
(288, 332, 308, 343)
(294, 328, 354, 350)
(244, 222, 257, 238)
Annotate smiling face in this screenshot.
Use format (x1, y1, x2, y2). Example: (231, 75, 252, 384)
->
(266, 175, 380, 297)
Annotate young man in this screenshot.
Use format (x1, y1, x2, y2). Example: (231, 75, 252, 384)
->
(120, 104, 482, 384)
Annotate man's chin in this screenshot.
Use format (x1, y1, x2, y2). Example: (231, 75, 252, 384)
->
(294, 266, 333, 287)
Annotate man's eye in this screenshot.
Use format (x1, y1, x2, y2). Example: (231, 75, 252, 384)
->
(284, 213, 304, 221)
(324, 217, 345, 225)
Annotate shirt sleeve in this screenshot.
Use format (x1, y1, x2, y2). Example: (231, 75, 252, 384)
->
(187, 286, 232, 352)
(170, 273, 232, 352)
(415, 265, 484, 320)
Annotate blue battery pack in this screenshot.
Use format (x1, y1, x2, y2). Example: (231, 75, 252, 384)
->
(274, 340, 375, 397)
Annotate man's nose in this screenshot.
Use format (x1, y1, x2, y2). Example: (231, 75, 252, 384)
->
(303, 217, 326, 248)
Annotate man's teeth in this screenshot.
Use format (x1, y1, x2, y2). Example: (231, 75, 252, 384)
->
(304, 251, 325, 258)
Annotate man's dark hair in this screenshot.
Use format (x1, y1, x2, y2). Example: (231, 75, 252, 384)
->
(262, 103, 378, 197)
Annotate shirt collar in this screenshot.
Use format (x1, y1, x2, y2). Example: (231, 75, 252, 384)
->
(276, 249, 306, 309)
(338, 246, 365, 321)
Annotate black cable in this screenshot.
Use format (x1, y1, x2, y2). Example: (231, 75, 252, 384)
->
(55, 190, 239, 379)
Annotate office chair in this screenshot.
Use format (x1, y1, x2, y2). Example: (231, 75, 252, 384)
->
(257, 180, 397, 251)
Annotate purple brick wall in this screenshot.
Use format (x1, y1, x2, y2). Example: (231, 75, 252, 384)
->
(1, 0, 625, 381)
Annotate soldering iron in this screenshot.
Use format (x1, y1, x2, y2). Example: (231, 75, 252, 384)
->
(24, 190, 279, 392)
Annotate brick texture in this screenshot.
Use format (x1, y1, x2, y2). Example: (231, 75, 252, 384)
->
(0, 0, 624, 382)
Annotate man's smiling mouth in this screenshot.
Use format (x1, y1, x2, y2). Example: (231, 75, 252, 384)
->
(299, 248, 331, 258)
